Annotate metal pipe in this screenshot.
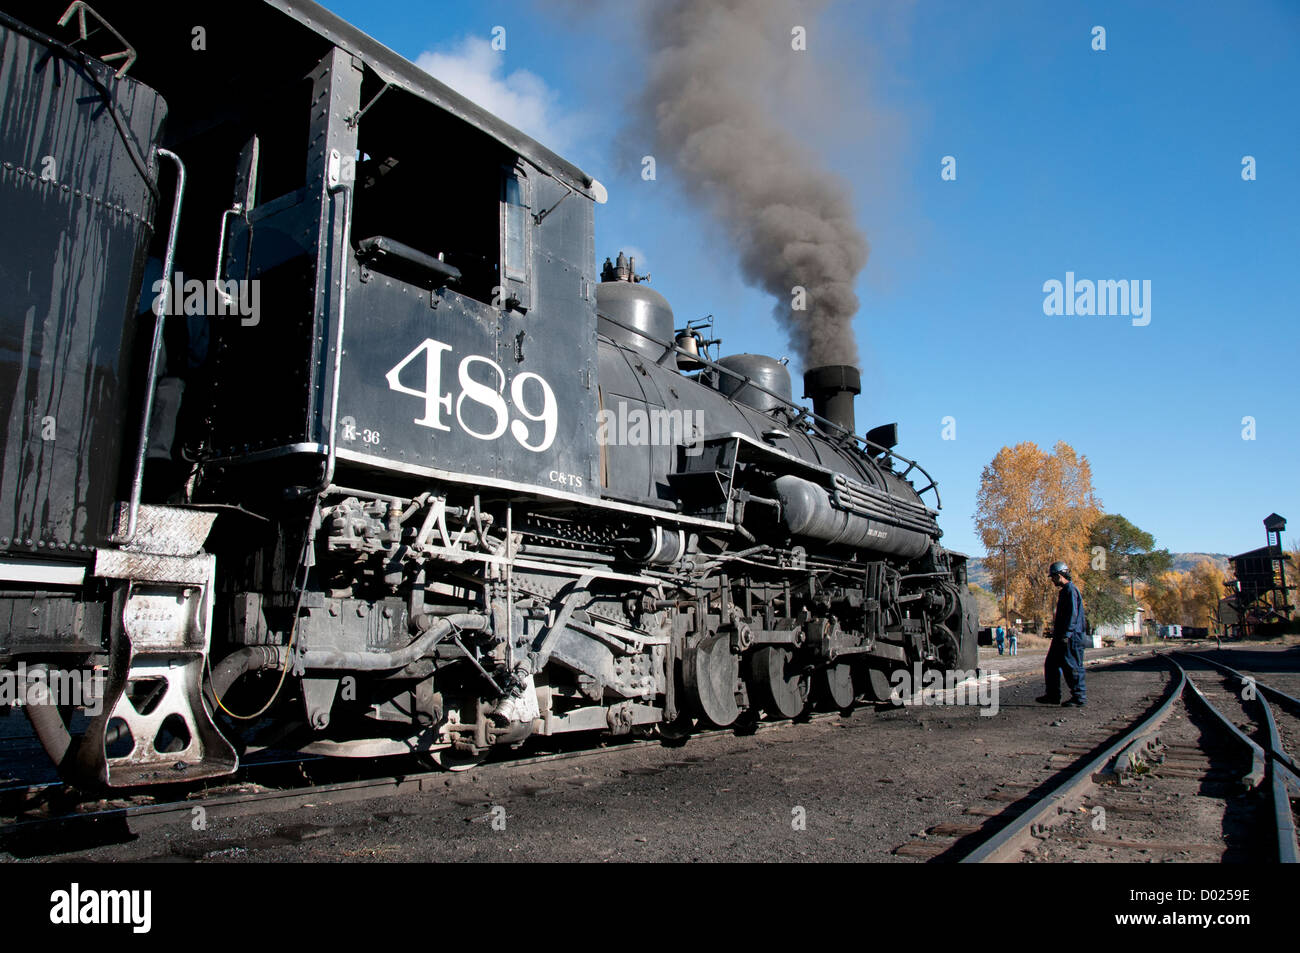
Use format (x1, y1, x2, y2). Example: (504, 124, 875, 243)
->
(323, 484, 410, 504)
(116, 147, 185, 544)
(25, 697, 73, 769)
(419, 603, 480, 616)
(531, 574, 595, 672)
(22, 664, 123, 773)
(520, 542, 616, 562)
(301, 613, 486, 671)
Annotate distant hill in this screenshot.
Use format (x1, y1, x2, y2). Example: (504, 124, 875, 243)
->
(967, 552, 1231, 590)
(968, 558, 993, 590)
(1170, 553, 1230, 573)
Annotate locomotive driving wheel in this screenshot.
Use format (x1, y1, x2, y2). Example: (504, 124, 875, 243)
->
(683, 632, 740, 727)
(857, 664, 897, 703)
(931, 623, 960, 671)
(748, 646, 809, 720)
(816, 662, 855, 711)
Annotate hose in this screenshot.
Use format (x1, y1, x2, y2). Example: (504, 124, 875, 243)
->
(26, 698, 74, 769)
(208, 645, 285, 700)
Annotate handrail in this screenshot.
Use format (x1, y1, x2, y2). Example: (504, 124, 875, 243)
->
(314, 175, 353, 497)
(596, 310, 942, 509)
(356, 234, 461, 286)
(114, 147, 184, 545)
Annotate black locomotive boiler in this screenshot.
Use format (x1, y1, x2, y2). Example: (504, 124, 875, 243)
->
(0, 0, 976, 787)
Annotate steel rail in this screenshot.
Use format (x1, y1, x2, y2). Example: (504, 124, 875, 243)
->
(1179, 667, 1268, 789)
(0, 646, 1183, 813)
(961, 654, 1188, 863)
(1178, 651, 1300, 776)
(1177, 651, 1299, 862)
(1260, 697, 1300, 863)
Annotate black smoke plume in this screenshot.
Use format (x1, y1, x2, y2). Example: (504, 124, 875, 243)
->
(637, 0, 867, 367)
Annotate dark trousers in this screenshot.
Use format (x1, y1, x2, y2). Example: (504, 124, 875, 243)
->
(1044, 635, 1086, 702)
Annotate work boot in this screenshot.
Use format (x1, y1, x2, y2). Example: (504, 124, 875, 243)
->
(1035, 695, 1061, 705)
(1061, 697, 1086, 707)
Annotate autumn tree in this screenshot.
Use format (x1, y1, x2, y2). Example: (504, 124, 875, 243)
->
(1141, 559, 1228, 628)
(974, 441, 1101, 629)
(1188, 560, 1231, 629)
(1142, 572, 1180, 626)
(1085, 514, 1172, 627)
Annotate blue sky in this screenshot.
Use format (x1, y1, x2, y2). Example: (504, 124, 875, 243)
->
(319, 0, 1299, 558)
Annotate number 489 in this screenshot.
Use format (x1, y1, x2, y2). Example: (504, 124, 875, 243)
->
(384, 338, 557, 453)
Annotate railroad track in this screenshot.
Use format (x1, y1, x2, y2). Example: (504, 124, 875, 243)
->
(938, 652, 1299, 863)
(0, 640, 1226, 859)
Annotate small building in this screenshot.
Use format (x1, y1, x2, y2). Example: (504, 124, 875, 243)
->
(1094, 607, 1146, 641)
(1219, 513, 1293, 638)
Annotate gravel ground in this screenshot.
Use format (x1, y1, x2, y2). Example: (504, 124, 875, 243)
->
(5, 640, 1292, 864)
(0, 643, 1176, 863)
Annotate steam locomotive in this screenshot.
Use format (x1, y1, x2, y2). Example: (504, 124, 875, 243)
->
(0, 0, 976, 787)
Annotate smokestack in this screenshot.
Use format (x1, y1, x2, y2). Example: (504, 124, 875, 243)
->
(804, 364, 860, 435)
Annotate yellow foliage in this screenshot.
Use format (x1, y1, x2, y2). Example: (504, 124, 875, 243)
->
(974, 441, 1101, 627)
(1139, 559, 1228, 627)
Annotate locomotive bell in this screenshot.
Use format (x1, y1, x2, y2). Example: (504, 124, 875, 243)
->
(803, 364, 861, 435)
(675, 330, 704, 370)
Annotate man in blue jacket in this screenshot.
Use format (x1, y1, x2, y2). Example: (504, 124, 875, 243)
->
(1036, 561, 1087, 707)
